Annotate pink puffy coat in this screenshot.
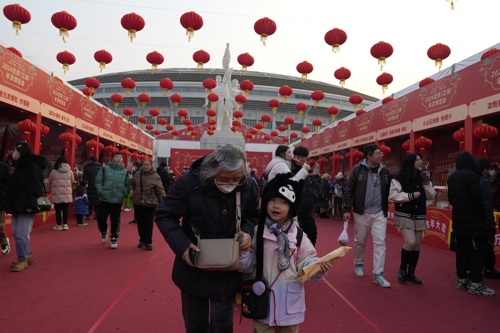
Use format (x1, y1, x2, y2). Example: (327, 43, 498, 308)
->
(48, 163, 75, 204)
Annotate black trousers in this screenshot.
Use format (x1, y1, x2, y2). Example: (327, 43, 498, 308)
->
(333, 197, 343, 217)
(298, 211, 318, 246)
(76, 214, 84, 224)
(456, 236, 488, 283)
(485, 228, 497, 271)
(181, 291, 235, 333)
(97, 202, 122, 238)
(54, 203, 69, 226)
(134, 205, 155, 245)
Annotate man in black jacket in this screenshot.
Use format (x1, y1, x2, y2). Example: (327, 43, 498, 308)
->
(0, 161, 11, 255)
(291, 146, 318, 246)
(156, 162, 173, 194)
(449, 152, 494, 296)
(83, 156, 102, 220)
(343, 144, 391, 288)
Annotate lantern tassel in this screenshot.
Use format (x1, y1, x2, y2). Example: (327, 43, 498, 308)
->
(332, 44, 340, 53)
(301, 74, 307, 83)
(459, 141, 464, 152)
(62, 64, 69, 74)
(186, 28, 194, 42)
(435, 58, 443, 71)
(378, 57, 386, 71)
(12, 21, 21, 35)
(197, 63, 203, 72)
(340, 80, 345, 90)
(59, 28, 69, 43)
(99, 62, 105, 73)
(128, 29, 136, 42)
(298, 110, 303, 117)
(241, 66, 247, 75)
(151, 64, 158, 75)
(260, 34, 268, 47)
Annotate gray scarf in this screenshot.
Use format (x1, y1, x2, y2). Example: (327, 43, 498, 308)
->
(265, 216, 292, 272)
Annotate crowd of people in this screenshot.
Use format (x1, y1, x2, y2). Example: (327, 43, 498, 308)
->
(0, 142, 499, 332)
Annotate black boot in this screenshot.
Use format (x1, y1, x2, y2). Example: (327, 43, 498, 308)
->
(398, 249, 411, 283)
(406, 251, 423, 285)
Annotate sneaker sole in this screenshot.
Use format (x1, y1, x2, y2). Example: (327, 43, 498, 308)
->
(468, 290, 495, 296)
(374, 281, 391, 288)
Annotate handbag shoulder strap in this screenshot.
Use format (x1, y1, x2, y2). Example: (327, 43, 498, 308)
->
(140, 172, 144, 193)
(235, 191, 241, 234)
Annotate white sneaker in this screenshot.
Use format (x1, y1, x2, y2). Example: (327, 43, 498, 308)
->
(63, 224, 69, 230)
(101, 230, 109, 244)
(374, 273, 391, 288)
(110, 237, 118, 249)
(1, 238, 10, 255)
(124, 208, 132, 212)
(53, 225, 63, 231)
(355, 265, 364, 277)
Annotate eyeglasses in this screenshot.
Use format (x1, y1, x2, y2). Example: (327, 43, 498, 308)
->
(215, 178, 243, 187)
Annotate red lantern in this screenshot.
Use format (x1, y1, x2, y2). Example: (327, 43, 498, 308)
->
(255, 122, 264, 133)
(137, 116, 147, 128)
(122, 108, 134, 120)
(51, 11, 77, 43)
(170, 93, 182, 107)
(207, 93, 219, 107)
(171, 130, 179, 139)
(277, 124, 286, 135)
(270, 130, 278, 139)
(238, 53, 254, 74)
(284, 116, 294, 131)
(290, 132, 298, 142)
(85, 77, 100, 95)
(120, 149, 130, 158)
(3, 4, 31, 35)
(382, 97, 394, 105)
(121, 78, 136, 96)
(353, 150, 364, 164)
(235, 94, 247, 108)
(94, 50, 113, 72)
(240, 80, 254, 96)
(245, 133, 253, 143)
(310, 90, 324, 108)
(180, 11, 203, 42)
(82, 88, 94, 99)
(193, 50, 210, 71)
(371, 41, 394, 71)
(312, 119, 323, 131)
(138, 93, 150, 108)
(334, 67, 351, 90)
(254, 17, 276, 46)
(282, 136, 289, 144)
(297, 61, 313, 83)
(261, 114, 271, 127)
(233, 110, 244, 120)
(166, 124, 174, 133)
(207, 130, 215, 137)
(327, 106, 339, 121)
(427, 43, 451, 71)
(206, 109, 216, 120)
(402, 140, 410, 152)
(121, 12, 145, 42)
(419, 77, 435, 88)
(481, 48, 500, 60)
(149, 108, 160, 120)
(6, 47, 22, 58)
(146, 51, 164, 74)
(111, 93, 123, 110)
(190, 130, 197, 140)
(203, 78, 217, 93)
(324, 28, 347, 53)
(295, 102, 307, 117)
(333, 154, 344, 164)
(158, 118, 168, 129)
(86, 140, 98, 156)
(377, 72, 393, 94)
(474, 123, 499, 157)
(183, 118, 193, 129)
(264, 135, 272, 144)
(99, 143, 104, 151)
(59, 132, 74, 156)
(75, 134, 82, 146)
(349, 94, 363, 111)
(187, 125, 195, 134)
(177, 109, 188, 122)
(279, 85, 293, 104)
(145, 124, 154, 133)
(56, 51, 76, 74)
(302, 126, 311, 137)
(379, 144, 391, 163)
(338, 120, 345, 125)
(208, 118, 216, 130)
(414, 137, 433, 156)
(453, 128, 465, 152)
(40, 124, 50, 148)
(160, 78, 174, 96)
(249, 128, 258, 138)
(355, 109, 366, 117)
(232, 120, 241, 132)
(104, 145, 116, 157)
(17, 119, 36, 142)
(268, 99, 280, 114)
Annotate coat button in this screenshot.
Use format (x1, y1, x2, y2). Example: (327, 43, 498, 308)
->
(221, 296, 226, 301)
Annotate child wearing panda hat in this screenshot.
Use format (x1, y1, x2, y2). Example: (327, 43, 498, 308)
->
(238, 173, 332, 332)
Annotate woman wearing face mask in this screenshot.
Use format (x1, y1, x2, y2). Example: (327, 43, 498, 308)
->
(265, 145, 310, 182)
(128, 160, 165, 250)
(155, 144, 260, 333)
(4, 142, 48, 272)
(389, 153, 435, 285)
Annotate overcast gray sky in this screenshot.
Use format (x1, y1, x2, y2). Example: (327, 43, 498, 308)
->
(1, 0, 497, 99)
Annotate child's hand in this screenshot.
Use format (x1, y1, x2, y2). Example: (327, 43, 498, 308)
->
(317, 261, 332, 274)
(238, 232, 251, 251)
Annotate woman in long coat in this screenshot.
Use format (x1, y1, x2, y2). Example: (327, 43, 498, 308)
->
(49, 156, 75, 230)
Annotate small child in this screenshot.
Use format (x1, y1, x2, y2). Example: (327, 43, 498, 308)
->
(239, 173, 331, 332)
(75, 180, 89, 226)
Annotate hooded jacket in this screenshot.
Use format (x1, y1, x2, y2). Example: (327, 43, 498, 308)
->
(5, 153, 48, 214)
(83, 161, 102, 206)
(129, 168, 166, 206)
(156, 166, 173, 193)
(95, 161, 129, 204)
(154, 156, 260, 301)
(74, 185, 89, 215)
(48, 163, 75, 204)
(447, 152, 488, 238)
(0, 161, 11, 211)
(266, 156, 309, 182)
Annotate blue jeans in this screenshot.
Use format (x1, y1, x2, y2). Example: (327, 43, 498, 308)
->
(11, 212, 35, 261)
(181, 291, 235, 333)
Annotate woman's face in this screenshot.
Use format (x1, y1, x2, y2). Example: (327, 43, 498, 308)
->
(267, 197, 290, 224)
(414, 155, 423, 170)
(142, 161, 152, 172)
(284, 149, 292, 161)
(215, 170, 243, 185)
(12, 148, 20, 161)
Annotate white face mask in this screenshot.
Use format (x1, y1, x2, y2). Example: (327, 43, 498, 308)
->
(132, 167, 137, 171)
(214, 179, 238, 194)
(490, 170, 497, 177)
(12, 152, 19, 161)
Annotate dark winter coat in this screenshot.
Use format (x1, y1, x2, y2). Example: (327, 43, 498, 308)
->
(129, 169, 166, 206)
(4, 153, 48, 214)
(156, 167, 173, 194)
(479, 174, 495, 229)
(155, 156, 260, 301)
(0, 161, 11, 211)
(83, 161, 102, 206)
(74, 185, 89, 216)
(291, 161, 316, 214)
(316, 178, 331, 208)
(448, 152, 487, 238)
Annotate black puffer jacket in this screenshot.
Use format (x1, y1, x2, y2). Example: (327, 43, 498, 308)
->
(447, 152, 487, 238)
(0, 161, 11, 211)
(83, 161, 102, 206)
(4, 153, 48, 214)
(291, 160, 316, 214)
(155, 157, 260, 301)
(156, 167, 173, 193)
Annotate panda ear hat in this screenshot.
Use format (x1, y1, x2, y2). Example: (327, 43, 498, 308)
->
(261, 172, 302, 219)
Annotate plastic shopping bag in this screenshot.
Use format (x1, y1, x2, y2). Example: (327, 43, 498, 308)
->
(337, 220, 349, 246)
